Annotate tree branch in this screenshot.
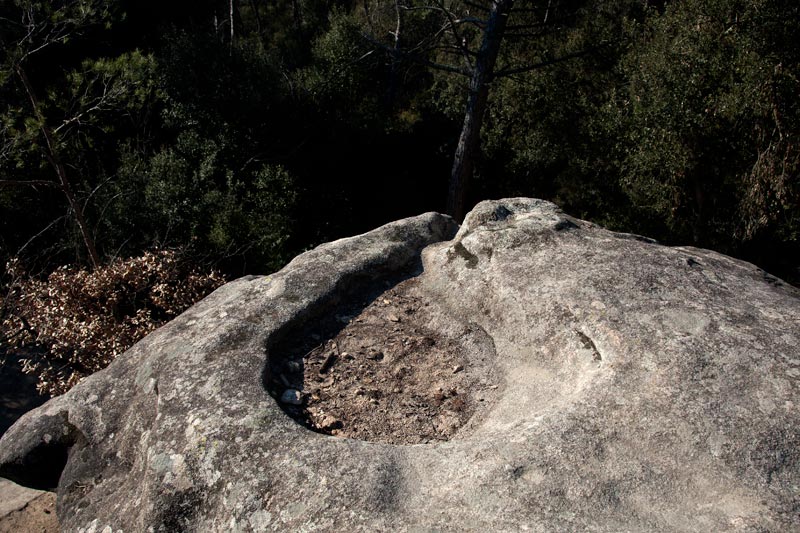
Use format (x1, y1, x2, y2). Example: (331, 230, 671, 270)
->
(361, 33, 471, 76)
(13, 64, 101, 269)
(434, 0, 475, 70)
(0, 179, 59, 188)
(494, 42, 614, 78)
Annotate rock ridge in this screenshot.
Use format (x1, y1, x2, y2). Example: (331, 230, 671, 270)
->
(0, 198, 797, 532)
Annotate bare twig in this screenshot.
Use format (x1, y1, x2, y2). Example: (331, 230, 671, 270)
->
(318, 351, 337, 375)
(0, 179, 58, 188)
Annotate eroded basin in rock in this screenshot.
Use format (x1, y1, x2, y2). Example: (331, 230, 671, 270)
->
(266, 275, 501, 444)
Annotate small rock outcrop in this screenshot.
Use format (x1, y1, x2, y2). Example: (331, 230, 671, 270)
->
(1, 199, 798, 532)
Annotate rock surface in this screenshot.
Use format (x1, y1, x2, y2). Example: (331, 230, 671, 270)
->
(0, 477, 50, 518)
(1, 199, 799, 532)
(0, 478, 57, 533)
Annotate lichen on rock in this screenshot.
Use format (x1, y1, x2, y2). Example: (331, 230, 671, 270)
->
(1, 199, 798, 532)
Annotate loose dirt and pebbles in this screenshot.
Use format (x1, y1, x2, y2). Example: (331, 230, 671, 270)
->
(268, 276, 500, 444)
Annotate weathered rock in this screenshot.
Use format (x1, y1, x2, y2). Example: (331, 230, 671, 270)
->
(1, 199, 799, 532)
(0, 478, 57, 533)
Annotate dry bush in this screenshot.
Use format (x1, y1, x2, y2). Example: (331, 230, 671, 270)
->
(0, 250, 225, 396)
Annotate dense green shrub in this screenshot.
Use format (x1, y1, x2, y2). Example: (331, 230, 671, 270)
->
(614, 0, 800, 251)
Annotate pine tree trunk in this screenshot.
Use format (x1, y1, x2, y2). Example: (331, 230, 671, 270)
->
(229, 0, 236, 52)
(447, 0, 514, 220)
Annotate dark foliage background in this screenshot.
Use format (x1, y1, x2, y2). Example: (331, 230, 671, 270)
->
(0, 0, 798, 393)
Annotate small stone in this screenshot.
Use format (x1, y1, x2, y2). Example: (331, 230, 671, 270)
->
(388, 314, 400, 323)
(280, 389, 303, 405)
(452, 365, 464, 374)
(318, 415, 343, 431)
(367, 350, 384, 361)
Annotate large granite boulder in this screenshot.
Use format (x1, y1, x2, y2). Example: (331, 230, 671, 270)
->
(1, 199, 798, 532)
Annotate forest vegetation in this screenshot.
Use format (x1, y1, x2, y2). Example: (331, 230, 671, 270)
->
(1, 0, 798, 395)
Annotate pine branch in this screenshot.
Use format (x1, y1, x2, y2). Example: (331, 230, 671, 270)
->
(494, 41, 615, 78)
